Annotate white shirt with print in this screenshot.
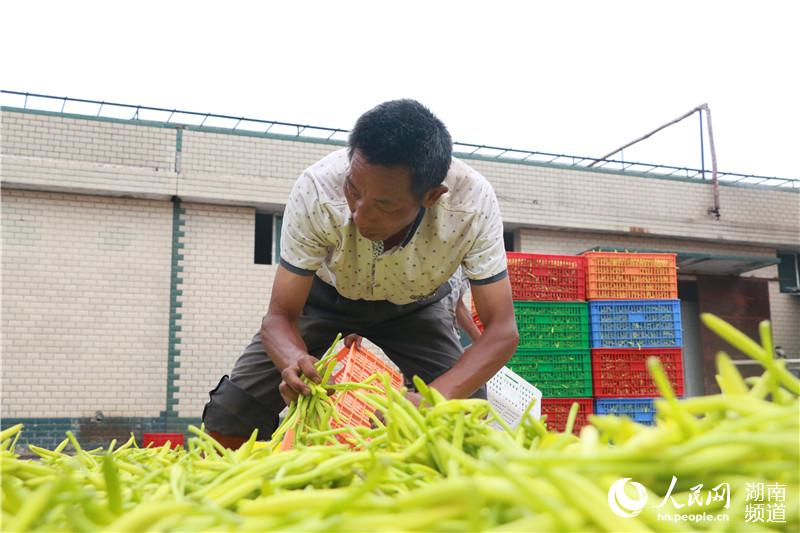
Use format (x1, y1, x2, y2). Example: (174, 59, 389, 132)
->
(280, 148, 507, 305)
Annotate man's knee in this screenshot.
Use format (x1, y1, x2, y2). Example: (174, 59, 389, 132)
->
(202, 376, 280, 442)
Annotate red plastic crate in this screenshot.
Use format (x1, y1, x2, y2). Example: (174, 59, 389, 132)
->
(583, 252, 677, 300)
(540, 398, 593, 435)
(329, 345, 403, 445)
(592, 348, 684, 397)
(142, 432, 184, 449)
(507, 253, 587, 301)
(471, 299, 484, 333)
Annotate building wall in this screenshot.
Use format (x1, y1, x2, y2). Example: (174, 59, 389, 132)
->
(4, 109, 798, 249)
(178, 130, 335, 207)
(1, 111, 177, 198)
(2, 106, 798, 448)
(1, 189, 172, 419)
(470, 157, 799, 248)
(174, 202, 277, 418)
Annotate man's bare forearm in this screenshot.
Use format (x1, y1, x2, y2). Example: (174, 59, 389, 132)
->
(260, 312, 310, 372)
(456, 300, 482, 342)
(429, 317, 518, 399)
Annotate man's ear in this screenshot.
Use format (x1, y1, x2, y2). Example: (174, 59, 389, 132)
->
(422, 185, 448, 208)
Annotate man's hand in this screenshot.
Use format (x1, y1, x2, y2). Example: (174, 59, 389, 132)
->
(405, 391, 423, 407)
(371, 391, 422, 428)
(261, 266, 319, 406)
(278, 355, 322, 405)
(343, 333, 363, 350)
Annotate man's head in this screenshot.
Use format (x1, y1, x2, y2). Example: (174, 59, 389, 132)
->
(346, 99, 452, 242)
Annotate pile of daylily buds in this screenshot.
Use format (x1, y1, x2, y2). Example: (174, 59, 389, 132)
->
(1, 315, 797, 531)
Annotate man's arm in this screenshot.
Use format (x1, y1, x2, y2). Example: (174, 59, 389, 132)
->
(455, 296, 482, 342)
(429, 276, 518, 399)
(260, 265, 321, 405)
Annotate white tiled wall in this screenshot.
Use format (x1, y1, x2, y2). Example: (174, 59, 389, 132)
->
(1, 189, 171, 417)
(2, 107, 798, 419)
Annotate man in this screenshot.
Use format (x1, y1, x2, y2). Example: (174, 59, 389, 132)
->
(202, 99, 518, 449)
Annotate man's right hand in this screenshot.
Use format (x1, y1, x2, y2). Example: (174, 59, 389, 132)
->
(278, 355, 322, 405)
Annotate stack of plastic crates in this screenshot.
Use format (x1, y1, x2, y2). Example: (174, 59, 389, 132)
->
(473, 253, 592, 434)
(583, 252, 683, 426)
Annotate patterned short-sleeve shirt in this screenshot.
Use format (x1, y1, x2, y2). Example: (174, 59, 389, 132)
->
(280, 148, 507, 305)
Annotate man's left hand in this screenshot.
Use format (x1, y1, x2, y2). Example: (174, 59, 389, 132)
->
(405, 391, 423, 407)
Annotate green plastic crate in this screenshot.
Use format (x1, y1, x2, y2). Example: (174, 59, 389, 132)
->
(508, 349, 593, 398)
(514, 301, 590, 351)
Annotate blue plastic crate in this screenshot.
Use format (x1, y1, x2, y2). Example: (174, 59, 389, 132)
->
(589, 300, 682, 348)
(594, 398, 656, 425)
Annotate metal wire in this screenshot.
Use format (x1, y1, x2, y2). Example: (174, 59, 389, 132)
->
(1, 89, 797, 190)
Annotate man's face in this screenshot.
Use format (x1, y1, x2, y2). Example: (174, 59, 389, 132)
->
(344, 150, 423, 242)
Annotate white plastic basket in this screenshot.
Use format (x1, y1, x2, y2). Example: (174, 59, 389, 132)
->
(487, 366, 542, 430)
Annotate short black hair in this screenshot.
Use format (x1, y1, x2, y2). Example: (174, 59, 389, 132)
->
(348, 99, 452, 199)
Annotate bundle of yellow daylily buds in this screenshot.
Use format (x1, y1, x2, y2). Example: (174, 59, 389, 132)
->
(1, 315, 797, 531)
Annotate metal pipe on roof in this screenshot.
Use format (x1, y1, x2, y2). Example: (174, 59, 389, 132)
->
(587, 105, 705, 167)
(702, 104, 721, 220)
(3, 90, 795, 189)
(699, 111, 706, 180)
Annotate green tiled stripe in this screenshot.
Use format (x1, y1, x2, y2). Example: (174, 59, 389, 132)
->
(175, 128, 183, 173)
(0, 417, 202, 453)
(166, 198, 186, 416)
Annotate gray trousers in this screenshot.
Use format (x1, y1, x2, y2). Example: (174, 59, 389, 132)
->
(202, 276, 484, 439)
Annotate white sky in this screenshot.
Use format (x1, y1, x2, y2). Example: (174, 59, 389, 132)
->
(2, 0, 798, 179)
